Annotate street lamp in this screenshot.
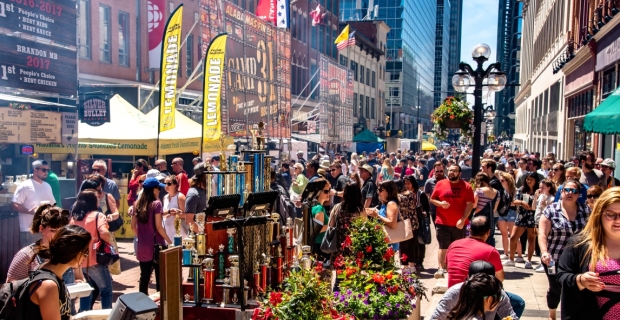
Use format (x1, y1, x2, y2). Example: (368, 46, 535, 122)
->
(452, 43, 507, 174)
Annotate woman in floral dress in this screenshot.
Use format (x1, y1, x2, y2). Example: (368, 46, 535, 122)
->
(329, 182, 365, 258)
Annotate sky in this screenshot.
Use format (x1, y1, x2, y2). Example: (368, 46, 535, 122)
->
(459, 0, 499, 106)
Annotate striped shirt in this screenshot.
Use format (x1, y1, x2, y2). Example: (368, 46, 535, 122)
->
(543, 202, 591, 261)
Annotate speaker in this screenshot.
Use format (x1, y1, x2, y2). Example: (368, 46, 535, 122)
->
(107, 292, 158, 320)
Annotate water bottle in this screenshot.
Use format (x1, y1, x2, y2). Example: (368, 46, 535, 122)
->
(548, 260, 556, 275)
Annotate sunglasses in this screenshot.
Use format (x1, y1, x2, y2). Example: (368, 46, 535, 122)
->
(166, 182, 175, 186)
(96, 189, 103, 194)
(587, 194, 599, 199)
(330, 169, 339, 172)
(484, 294, 505, 302)
(322, 189, 330, 194)
(604, 211, 620, 221)
(377, 188, 384, 192)
(563, 187, 579, 194)
(552, 168, 562, 171)
(36, 168, 49, 172)
(435, 170, 444, 173)
(92, 168, 105, 173)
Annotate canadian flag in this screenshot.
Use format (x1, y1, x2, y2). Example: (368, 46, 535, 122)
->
(148, 0, 166, 69)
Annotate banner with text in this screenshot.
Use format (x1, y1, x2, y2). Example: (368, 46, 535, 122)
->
(319, 55, 354, 144)
(202, 33, 227, 144)
(158, 4, 183, 132)
(148, 0, 166, 69)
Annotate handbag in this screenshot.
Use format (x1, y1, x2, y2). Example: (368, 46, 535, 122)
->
(382, 207, 414, 244)
(417, 211, 432, 245)
(94, 213, 120, 266)
(320, 204, 340, 254)
(103, 195, 124, 232)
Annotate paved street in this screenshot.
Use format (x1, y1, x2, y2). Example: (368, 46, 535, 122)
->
(100, 230, 554, 319)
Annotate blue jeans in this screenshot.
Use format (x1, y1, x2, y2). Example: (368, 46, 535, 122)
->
(507, 291, 525, 318)
(80, 264, 113, 311)
(62, 268, 77, 315)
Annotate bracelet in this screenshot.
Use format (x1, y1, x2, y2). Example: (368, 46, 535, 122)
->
(578, 274, 584, 287)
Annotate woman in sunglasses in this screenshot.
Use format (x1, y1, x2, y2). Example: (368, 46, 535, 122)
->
(550, 163, 566, 188)
(557, 186, 620, 319)
(586, 186, 603, 210)
(538, 179, 591, 320)
(446, 273, 504, 320)
(311, 178, 331, 260)
(128, 159, 150, 207)
(162, 175, 187, 245)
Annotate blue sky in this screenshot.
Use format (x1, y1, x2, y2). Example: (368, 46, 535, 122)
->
(460, 0, 499, 105)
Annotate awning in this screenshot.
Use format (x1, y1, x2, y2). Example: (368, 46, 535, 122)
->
(146, 107, 202, 155)
(353, 129, 385, 143)
(422, 142, 437, 151)
(584, 86, 620, 134)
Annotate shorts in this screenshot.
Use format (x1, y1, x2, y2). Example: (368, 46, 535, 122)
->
(436, 224, 466, 249)
(498, 209, 517, 223)
(515, 209, 536, 228)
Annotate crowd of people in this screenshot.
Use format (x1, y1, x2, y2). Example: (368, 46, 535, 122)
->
(7, 145, 620, 319)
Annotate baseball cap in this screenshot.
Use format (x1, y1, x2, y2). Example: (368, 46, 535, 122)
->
(468, 260, 495, 277)
(192, 157, 203, 163)
(320, 160, 330, 170)
(32, 160, 48, 169)
(192, 163, 206, 179)
(297, 150, 304, 155)
(212, 156, 221, 162)
(601, 158, 616, 169)
(143, 177, 165, 189)
(359, 164, 374, 173)
(146, 169, 165, 181)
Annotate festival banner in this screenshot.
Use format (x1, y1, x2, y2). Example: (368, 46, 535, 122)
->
(256, 0, 275, 24)
(319, 54, 354, 143)
(148, 0, 166, 69)
(158, 4, 183, 132)
(202, 33, 228, 143)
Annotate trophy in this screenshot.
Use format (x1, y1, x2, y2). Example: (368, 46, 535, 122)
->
(219, 134, 228, 171)
(217, 244, 226, 282)
(253, 260, 262, 296)
(261, 253, 269, 290)
(173, 214, 182, 246)
(300, 245, 313, 271)
(182, 225, 196, 265)
(274, 247, 283, 285)
(232, 293, 239, 304)
(229, 255, 240, 287)
(202, 257, 215, 303)
(286, 218, 294, 247)
(221, 277, 230, 307)
(267, 213, 280, 244)
(227, 228, 236, 253)
(195, 213, 206, 255)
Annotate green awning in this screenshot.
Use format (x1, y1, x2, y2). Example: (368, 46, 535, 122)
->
(353, 128, 385, 143)
(584, 86, 620, 134)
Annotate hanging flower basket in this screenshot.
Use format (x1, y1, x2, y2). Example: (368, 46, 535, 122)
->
(431, 96, 474, 141)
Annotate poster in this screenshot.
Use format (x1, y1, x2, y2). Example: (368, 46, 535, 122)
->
(61, 112, 78, 144)
(319, 55, 353, 143)
(0, 108, 61, 144)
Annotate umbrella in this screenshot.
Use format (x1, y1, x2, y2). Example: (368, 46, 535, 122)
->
(422, 142, 437, 151)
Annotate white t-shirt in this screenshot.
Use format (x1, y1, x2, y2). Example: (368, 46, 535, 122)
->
(11, 179, 56, 232)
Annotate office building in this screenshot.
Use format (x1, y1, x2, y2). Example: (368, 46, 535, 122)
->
(447, 0, 463, 98)
(434, 0, 451, 110)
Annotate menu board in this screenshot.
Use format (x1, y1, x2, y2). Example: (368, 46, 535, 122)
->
(0, 108, 61, 143)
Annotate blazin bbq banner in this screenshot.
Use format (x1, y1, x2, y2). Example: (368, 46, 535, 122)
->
(158, 4, 183, 132)
(202, 33, 228, 144)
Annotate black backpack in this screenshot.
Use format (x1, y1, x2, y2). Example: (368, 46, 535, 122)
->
(0, 269, 60, 320)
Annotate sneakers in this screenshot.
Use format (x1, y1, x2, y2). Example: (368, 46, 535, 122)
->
(501, 254, 510, 260)
(524, 261, 533, 269)
(434, 268, 445, 279)
(503, 260, 516, 267)
(515, 256, 526, 263)
(535, 264, 545, 273)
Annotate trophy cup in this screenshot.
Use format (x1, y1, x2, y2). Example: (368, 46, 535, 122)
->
(229, 255, 240, 287)
(219, 134, 228, 172)
(267, 213, 280, 244)
(243, 279, 249, 302)
(195, 213, 206, 255)
(182, 226, 196, 266)
(275, 247, 283, 285)
(261, 253, 269, 290)
(173, 214, 182, 246)
(202, 257, 215, 303)
(221, 277, 230, 307)
(286, 218, 294, 247)
(253, 261, 262, 297)
(217, 244, 226, 282)
(232, 293, 239, 304)
(227, 228, 236, 253)
(300, 245, 313, 271)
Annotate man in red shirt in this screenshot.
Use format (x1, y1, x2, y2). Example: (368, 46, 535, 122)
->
(445, 215, 504, 287)
(430, 164, 474, 279)
(172, 157, 190, 196)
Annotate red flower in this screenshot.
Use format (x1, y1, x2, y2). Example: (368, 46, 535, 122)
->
(343, 235, 352, 248)
(401, 253, 408, 262)
(374, 225, 380, 230)
(450, 115, 455, 119)
(345, 267, 356, 277)
(269, 292, 283, 306)
(385, 272, 393, 280)
(384, 237, 391, 243)
(263, 307, 273, 319)
(357, 252, 364, 260)
(409, 286, 417, 296)
(315, 261, 324, 273)
(372, 273, 385, 284)
(252, 308, 262, 320)
(333, 255, 344, 268)
(355, 257, 363, 268)
(366, 245, 373, 253)
(383, 247, 395, 261)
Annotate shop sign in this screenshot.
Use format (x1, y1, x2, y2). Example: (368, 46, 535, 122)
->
(61, 112, 77, 144)
(0, 108, 61, 143)
(80, 97, 110, 126)
(597, 29, 620, 71)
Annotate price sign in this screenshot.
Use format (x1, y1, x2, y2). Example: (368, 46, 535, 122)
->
(0, 0, 77, 46)
(0, 108, 61, 143)
(0, 33, 77, 96)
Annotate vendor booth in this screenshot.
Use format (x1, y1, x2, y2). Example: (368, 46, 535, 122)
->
(353, 128, 385, 154)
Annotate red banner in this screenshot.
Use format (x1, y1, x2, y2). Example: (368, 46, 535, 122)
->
(148, 0, 166, 69)
(256, 0, 275, 24)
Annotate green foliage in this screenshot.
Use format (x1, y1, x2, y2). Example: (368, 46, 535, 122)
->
(431, 96, 474, 141)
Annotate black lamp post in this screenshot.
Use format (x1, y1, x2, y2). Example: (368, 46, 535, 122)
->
(452, 43, 507, 174)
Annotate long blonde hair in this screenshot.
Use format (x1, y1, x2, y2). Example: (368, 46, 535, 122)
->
(382, 158, 394, 177)
(577, 187, 620, 270)
(498, 171, 517, 198)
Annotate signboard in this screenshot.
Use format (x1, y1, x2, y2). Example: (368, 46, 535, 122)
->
(319, 55, 354, 143)
(0, 0, 78, 46)
(61, 112, 77, 144)
(0, 108, 61, 143)
(0, 34, 78, 96)
(80, 97, 110, 126)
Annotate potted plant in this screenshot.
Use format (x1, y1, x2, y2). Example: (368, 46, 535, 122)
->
(431, 96, 474, 141)
(487, 134, 496, 143)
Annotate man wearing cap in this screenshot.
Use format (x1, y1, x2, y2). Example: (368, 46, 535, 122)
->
(172, 157, 190, 196)
(11, 160, 56, 247)
(360, 164, 379, 208)
(185, 163, 208, 233)
(601, 158, 620, 189)
(155, 159, 170, 178)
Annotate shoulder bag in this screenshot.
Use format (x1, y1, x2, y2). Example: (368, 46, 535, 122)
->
(320, 204, 341, 254)
(94, 213, 120, 266)
(104, 195, 124, 232)
(382, 204, 414, 244)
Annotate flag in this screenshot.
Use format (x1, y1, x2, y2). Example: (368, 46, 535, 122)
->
(337, 31, 356, 50)
(334, 24, 350, 44)
(309, 4, 326, 26)
(256, 0, 275, 23)
(148, 0, 166, 69)
(202, 34, 228, 144)
(276, 0, 289, 28)
(158, 4, 183, 132)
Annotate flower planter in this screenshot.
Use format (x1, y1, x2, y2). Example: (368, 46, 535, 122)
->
(408, 296, 421, 320)
(443, 119, 462, 129)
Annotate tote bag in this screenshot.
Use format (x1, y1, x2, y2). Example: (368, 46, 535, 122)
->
(320, 204, 341, 254)
(383, 208, 414, 244)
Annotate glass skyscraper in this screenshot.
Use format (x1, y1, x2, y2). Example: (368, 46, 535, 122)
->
(434, 0, 451, 109)
(447, 0, 463, 98)
(340, 0, 437, 138)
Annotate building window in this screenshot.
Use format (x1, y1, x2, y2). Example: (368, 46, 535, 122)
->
(360, 94, 365, 116)
(371, 98, 375, 119)
(353, 93, 358, 116)
(78, 0, 91, 59)
(99, 5, 111, 63)
(118, 11, 129, 66)
(389, 87, 399, 97)
(366, 69, 370, 86)
(351, 61, 358, 81)
(602, 68, 617, 99)
(360, 65, 365, 83)
(340, 55, 348, 67)
(372, 71, 376, 88)
(366, 96, 370, 117)
(390, 72, 400, 81)
(186, 35, 193, 77)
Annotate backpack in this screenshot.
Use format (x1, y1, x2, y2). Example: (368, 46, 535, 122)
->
(0, 269, 60, 320)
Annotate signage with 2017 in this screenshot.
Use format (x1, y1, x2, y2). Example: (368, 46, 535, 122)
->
(0, 0, 77, 46)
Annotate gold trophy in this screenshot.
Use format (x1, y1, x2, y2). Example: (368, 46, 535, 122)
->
(219, 134, 228, 171)
(195, 212, 206, 256)
(173, 214, 182, 246)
